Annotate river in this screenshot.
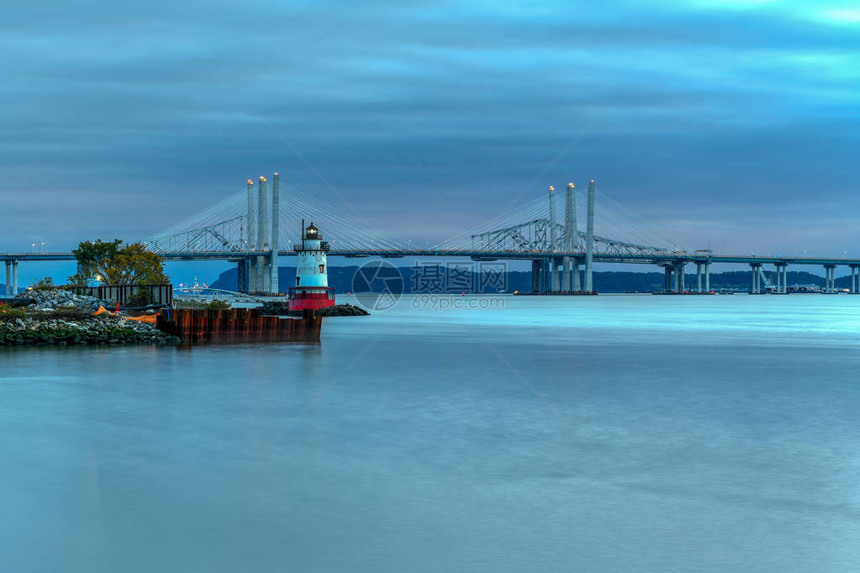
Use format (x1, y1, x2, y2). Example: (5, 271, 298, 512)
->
(2, 294, 859, 572)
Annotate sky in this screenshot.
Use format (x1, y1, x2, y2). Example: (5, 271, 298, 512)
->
(2, 0, 859, 277)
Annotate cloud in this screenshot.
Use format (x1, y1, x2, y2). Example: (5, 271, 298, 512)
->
(0, 0, 857, 257)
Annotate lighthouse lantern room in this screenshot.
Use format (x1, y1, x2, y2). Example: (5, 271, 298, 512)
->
(287, 220, 336, 314)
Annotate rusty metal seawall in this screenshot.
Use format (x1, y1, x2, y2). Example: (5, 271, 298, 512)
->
(156, 307, 321, 344)
(70, 284, 173, 306)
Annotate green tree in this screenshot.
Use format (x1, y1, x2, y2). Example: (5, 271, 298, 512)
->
(70, 239, 169, 286)
(31, 276, 55, 290)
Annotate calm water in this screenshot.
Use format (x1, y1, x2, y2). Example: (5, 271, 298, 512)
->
(2, 294, 859, 572)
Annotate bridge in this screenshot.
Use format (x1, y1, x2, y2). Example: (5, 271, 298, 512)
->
(4, 173, 860, 296)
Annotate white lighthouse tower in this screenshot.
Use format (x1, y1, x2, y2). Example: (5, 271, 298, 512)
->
(287, 220, 335, 314)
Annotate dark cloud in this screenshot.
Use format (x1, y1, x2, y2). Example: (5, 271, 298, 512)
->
(1, 0, 858, 258)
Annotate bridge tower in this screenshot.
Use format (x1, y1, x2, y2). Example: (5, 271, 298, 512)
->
(257, 176, 270, 293)
(548, 185, 560, 292)
(563, 183, 579, 292)
(271, 172, 280, 294)
(246, 179, 256, 292)
(585, 179, 595, 293)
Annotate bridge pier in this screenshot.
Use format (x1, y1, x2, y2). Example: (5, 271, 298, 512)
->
(562, 256, 570, 292)
(531, 259, 541, 293)
(696, 263, 702, 293)
(674, 261, 686, 293)
(543, 258, 552, 293)
(750, 263, 762, 294)
(11, 260, 18, 296)
(4, 260, 9, 295)
(573, 258, 581, 292)
(256, 258, 269, 293)
(851, 265, 859, 294)
(705, 262, 711, 292)
(264, 257, 272, 293)
(662, 264, 674, 293)
(824, 264, 836, 293)
(774, 262, 788, 294)
(237, 259, 251, 293)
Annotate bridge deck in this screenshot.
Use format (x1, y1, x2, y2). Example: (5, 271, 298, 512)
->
(3, 251, 860, 267)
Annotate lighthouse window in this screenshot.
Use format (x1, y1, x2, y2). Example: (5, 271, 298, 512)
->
(319, 264, 325, 273)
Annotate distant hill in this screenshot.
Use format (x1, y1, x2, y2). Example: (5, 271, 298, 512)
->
(209, 266, 843, 294)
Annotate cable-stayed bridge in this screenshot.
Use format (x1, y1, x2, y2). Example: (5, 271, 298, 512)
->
(4, 173, 860, 296)
(141, 175, 700, 294)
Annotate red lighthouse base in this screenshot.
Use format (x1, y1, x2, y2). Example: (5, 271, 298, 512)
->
(287, 286, 336, 315)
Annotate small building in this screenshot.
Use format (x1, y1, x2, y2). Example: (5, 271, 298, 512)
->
(287, 221, 335, 314)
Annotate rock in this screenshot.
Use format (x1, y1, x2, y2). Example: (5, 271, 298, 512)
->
(0, 306, 179, 347)
(259, 302, 291, 316)
(316, 304, 370, 317)
(16, 287, 107, 312)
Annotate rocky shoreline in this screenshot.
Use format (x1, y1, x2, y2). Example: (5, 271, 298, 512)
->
(0, 313, 181, 346)
(316, 303, 370, 317)
(258, 301, 369, 316)
(1, 289, 180, 347)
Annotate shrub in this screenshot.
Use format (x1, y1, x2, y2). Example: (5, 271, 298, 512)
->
(49, 308, 92, 320)
(0, 305, 27, 320)
(126, 288, 153, 307)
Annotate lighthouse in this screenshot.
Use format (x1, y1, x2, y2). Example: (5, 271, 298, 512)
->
(287, 220, 336, 314)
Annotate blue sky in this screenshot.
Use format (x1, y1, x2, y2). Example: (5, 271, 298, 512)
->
(2, 0, 858, 269)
